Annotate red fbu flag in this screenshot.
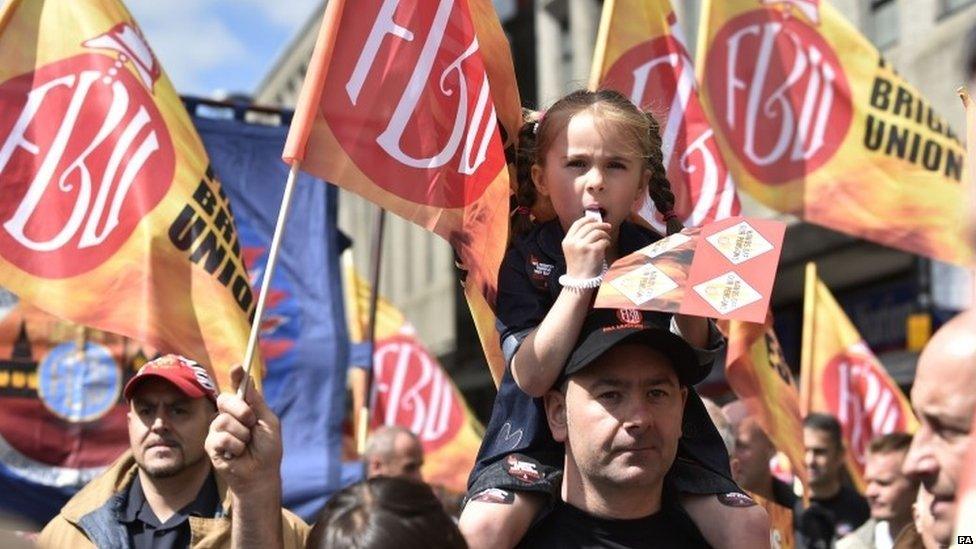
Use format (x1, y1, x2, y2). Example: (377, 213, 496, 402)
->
(591, 0, 741, 232)
(284, 0, 522, 383)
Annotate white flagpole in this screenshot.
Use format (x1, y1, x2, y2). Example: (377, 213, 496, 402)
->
(237, 162, 301, 397)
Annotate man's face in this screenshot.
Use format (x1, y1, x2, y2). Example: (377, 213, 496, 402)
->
(734, 418, 775, 492)
(863, 450, 915, 523)
(804, 427, 844, 490)
(372, 433, 424, 482)
(546, 343, 687, 492)
(903, 325, 976, 547)
(127, 378, 214, 478)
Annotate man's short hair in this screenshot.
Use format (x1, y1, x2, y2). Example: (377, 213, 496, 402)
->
(364, 425, 418, 459)
(867, 432, 912, 455)
(803, 413, 843, 448)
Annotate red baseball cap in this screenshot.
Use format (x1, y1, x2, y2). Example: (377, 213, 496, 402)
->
(123, 354, 218, 404)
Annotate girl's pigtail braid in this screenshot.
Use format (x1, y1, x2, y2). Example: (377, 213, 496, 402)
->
(510, 109, 541, 238)
(644, 112, 683, 235)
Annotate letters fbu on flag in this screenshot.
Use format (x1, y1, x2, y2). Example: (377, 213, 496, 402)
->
(591, 0, 740, 232)
(696, 0, 971, 266)
(344, 264, 483, 494)
(0, 0, 257, 389)
(801, 264, 917, 490)
(725, 317, 808, 492)
(284, 0, 522, 384)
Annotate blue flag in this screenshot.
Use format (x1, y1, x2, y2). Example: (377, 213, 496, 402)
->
(193, 112, 349, 520)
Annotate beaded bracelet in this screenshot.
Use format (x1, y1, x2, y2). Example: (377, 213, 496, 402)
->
(558, 263, 609, 291)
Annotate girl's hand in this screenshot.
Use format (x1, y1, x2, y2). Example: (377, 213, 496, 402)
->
(562, 215, 612, 279)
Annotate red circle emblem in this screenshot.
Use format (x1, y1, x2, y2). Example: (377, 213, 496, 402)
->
(603, 36, 728, 216)
(0, 54, 175, 278)
(371, 335, 464, 452)
(617, 308, 643, 325)
(704, 10, 853, 185)
(321, 0, 503, 208)
(820, 345, 911, 466)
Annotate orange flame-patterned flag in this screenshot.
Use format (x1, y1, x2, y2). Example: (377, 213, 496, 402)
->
(0, 0, 256, 389)
(696, 0, 971, 266)
(726, 317, 808, 492)
(591, 0, 740, 232)
(283, 0, 522, 384)
(800, 263, 918, 491)
(344, 261, 483, 494)
(751, 493, 795, 548)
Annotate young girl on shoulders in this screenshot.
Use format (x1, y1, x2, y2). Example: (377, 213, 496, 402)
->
(457, 89, 769, 548)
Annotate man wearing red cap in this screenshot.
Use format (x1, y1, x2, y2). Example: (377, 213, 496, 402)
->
(37, 354, 308, 548)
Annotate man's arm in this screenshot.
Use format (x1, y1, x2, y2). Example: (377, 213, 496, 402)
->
(206, 366, 286, 549)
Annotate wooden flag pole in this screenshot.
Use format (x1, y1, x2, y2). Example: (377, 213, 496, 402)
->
(799, 262, 817, 418)
(357, 207, 387, 456)
(238, 162, 301, 397)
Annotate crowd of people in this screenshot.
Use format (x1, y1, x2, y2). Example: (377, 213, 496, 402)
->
(26, 87, 976, 549)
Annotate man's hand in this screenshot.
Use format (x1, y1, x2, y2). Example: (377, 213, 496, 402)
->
(206, 365, 284, 549)
(207, 366, 283, 494)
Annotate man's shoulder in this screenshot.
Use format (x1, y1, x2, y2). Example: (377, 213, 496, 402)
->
(280, 507, 312, 549)
(36, 513, 93, 549)
(771, 478, 799, 508)
(836, 518, 876, 549)
(836, 485, 871, 516)
(54, 451, 137, 524)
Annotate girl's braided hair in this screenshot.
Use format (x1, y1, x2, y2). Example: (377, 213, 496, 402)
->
(509, 89, 682, 238)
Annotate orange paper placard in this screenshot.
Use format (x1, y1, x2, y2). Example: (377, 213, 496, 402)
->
(596, 216, 785, 322)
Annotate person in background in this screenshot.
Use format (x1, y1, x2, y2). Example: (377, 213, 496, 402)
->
(702, 398, 735, 461)
(902, 310, 976, 548)
(38, 355, 308, 549)
(837, 433, 917, 549)
(724, 400, 798, 510)
(364, 426, 424, 483)
(796, 413, 870, 548)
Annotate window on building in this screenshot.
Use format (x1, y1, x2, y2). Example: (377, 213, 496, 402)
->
(869, 0, 899, 50)
(942, 0, 976, 16)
